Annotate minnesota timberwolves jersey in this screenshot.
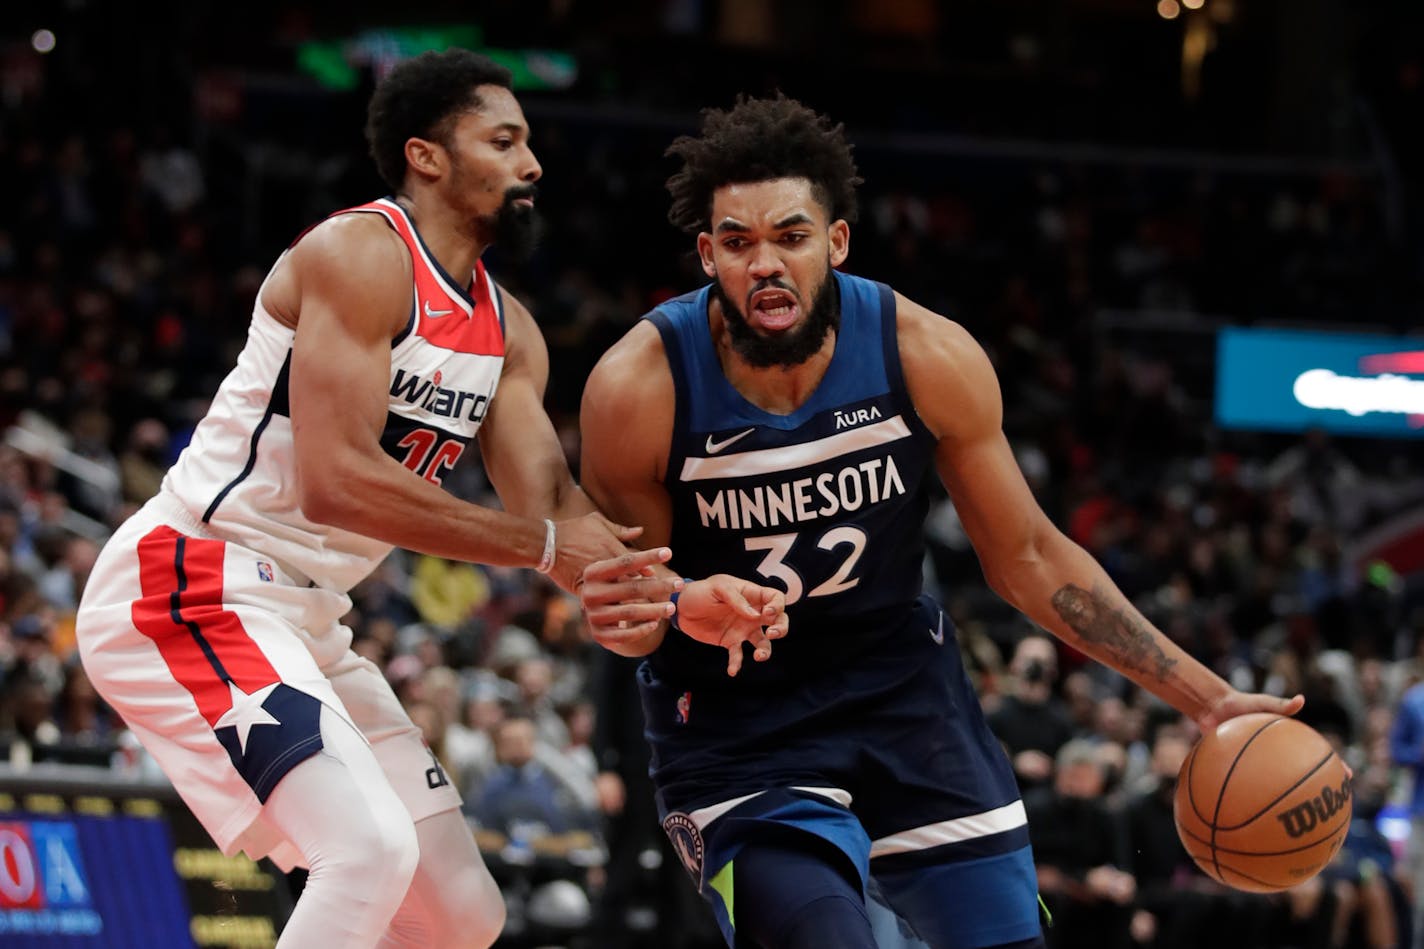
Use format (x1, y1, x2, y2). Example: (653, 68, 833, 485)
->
(160, 197, 505, 594)
(648, 271, 937, 689)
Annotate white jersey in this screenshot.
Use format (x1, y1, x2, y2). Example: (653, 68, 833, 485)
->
(160, 197, 506, 592)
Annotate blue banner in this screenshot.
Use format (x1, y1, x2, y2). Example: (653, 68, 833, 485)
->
(0, 812, 193, 948)
(1216, 327, 1424, 438)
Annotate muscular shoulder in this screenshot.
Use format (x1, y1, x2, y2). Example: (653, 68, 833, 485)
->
(894, 291, 1003, 442)
(587, 320, 673, 407)
(280, 214, 413, 338)
(582, 320, 674, 476)
(492, 284, 547, 374)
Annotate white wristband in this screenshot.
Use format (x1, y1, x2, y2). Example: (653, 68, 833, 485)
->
(536, 518, 556, 574)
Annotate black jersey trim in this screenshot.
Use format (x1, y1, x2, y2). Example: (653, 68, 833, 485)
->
(646, 309, 690, 480)
(392, 297, 416, 347)
(384, 199, 479, 312)
(877, 281, 908, 403)
(490, 277, 506, 336)
(876, 280, 932, 436)
(203, 350, 292, 523)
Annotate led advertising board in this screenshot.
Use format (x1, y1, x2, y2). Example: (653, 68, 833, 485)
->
(0, 777, 289, 949)
(1216, 327, 1424, 438)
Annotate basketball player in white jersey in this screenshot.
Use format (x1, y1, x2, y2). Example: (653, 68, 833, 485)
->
(75, 51, 646, 948)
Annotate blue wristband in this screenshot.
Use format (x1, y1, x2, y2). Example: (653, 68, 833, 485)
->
(669, 578, 694, 630)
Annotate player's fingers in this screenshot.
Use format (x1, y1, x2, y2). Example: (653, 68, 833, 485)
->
(750, 629, 773, 663)
(585, 601, 675, 627)
(716, 580, 762, 620)
(599, 515, 645, 542)
(725, 641, 743, 678)
(583, 547, 670, 582)
(581, 576, 682, 606)
(591, 619, 662, 646)
(765, 612, 790, 639)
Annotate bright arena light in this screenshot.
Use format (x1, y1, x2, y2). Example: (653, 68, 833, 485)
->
(1157, 0, 1181, 19)
(1182, 0, 1205, 9)
(31, 29, 56, 54)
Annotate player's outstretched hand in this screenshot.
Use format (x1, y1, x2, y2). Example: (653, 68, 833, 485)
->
(579, 546, 680, 649)
(548, 513, 644, 594)
(675, 576, 789, 677)
(1196, 689, 1305, 733)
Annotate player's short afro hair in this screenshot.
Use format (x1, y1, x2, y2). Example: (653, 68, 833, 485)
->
(665, 93, 862, 234)
(365, 49, 513, 192)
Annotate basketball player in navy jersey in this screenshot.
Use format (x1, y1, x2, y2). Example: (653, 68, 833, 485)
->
(72, 51, 778, 949)
(575, 95, 1305, 949)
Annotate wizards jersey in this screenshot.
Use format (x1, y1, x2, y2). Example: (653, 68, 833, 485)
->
(158, 197, 505, 593)
(648, 271, 937, 689)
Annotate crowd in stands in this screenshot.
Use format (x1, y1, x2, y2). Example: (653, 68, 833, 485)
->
(2, 23, 1424, 948)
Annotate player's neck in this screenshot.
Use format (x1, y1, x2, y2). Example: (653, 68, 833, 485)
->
(394, 192, 487, 286)
(709, 299, 837, 416)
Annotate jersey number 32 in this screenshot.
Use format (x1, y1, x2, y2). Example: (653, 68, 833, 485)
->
(744, 526, 867, 605)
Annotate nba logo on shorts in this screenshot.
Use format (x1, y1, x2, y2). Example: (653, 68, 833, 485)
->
(675, 691, 691, 725)
(256, 561, 274, 582)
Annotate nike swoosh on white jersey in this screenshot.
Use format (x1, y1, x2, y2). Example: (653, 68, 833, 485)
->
(424, 301, 454, 318)
(705, 429, 755, 455)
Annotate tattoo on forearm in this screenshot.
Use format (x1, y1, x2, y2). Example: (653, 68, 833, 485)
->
(1050, 583, 1178, 681)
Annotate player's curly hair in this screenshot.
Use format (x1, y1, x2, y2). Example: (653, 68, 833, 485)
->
(365, 50, 513, 192)
(665, 94, 862, 234)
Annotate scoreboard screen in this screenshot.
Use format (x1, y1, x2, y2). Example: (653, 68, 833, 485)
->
(0, 767, 290, 949)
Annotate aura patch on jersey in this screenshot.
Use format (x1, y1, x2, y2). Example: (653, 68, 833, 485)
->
(130, 526, 323, 803)
(647, 272, 937, 691)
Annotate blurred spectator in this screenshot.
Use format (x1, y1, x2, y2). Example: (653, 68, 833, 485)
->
(469, 715, 596, 840)
(117, 418, 170, 504)
(3, 673, 61, 766)
(1025, 739, 1135, 949)
(54, 661, 112, 746)
(1389, 678, 1424, 946)
(988, 634, 1076, 791)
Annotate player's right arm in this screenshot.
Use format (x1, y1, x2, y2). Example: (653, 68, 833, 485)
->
(897, 293, 1300, 730)
(282, 215, 597, 576)
(578, 322, 787, 675)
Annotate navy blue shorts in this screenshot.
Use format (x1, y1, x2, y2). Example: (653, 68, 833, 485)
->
(640, 595, 1041, 948)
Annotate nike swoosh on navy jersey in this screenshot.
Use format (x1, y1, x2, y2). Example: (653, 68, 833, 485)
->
(704, 428, 755, 455)
(930, 612, 944, 644)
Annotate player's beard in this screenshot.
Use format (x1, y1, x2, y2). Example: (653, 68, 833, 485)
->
(711, 265, 840, 369)
(474, 184, 544, 261)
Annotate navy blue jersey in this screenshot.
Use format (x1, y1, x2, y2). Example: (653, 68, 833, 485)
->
(647, 271, 937, 689)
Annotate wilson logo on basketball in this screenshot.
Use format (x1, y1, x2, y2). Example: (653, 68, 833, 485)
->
(1275, 777, 1353, 839)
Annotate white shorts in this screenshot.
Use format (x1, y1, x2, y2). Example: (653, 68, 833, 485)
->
(76, 494, 461, 868)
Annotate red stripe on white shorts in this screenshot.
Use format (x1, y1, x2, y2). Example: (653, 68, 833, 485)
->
(130, 525, 279, 726)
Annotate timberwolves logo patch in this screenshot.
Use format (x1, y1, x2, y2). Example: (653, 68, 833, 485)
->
(662, 812, 703, 881)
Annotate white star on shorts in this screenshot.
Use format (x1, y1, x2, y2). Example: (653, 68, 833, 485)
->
(214, 681, 282, 754)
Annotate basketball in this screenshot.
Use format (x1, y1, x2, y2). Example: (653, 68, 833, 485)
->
(1173, 713, 1352, 893)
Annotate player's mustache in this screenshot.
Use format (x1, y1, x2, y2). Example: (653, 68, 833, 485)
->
(503, 184, 539, 206)
(746, 278, 798, 304)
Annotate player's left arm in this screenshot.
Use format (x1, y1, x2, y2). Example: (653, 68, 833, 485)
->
(897, 293, 1301, 730)
(477, 288, 599, 521)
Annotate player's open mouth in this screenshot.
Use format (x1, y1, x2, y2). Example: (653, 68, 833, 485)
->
(749, 289, 799, 330)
